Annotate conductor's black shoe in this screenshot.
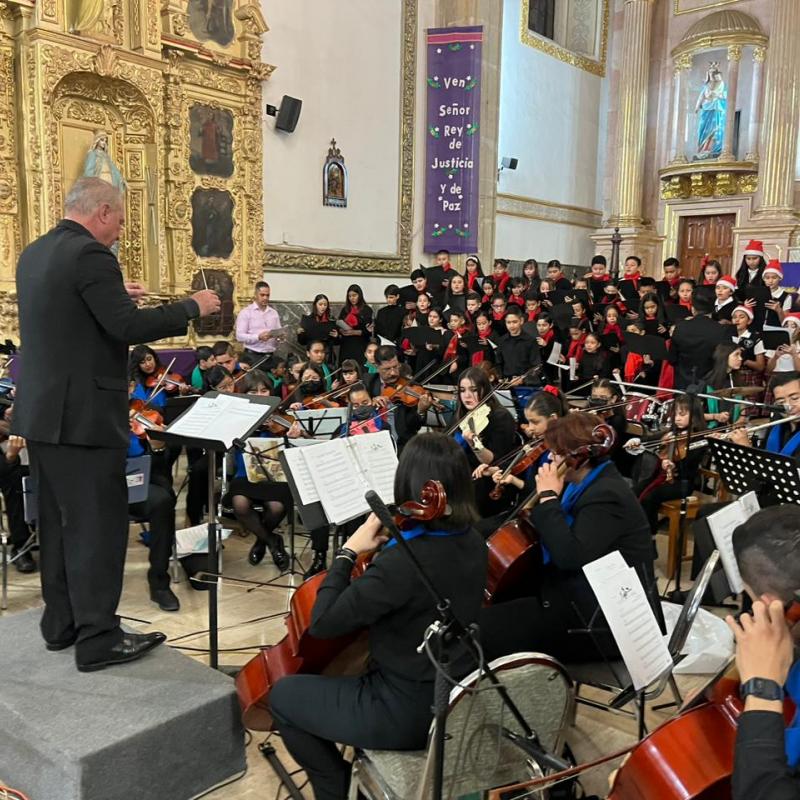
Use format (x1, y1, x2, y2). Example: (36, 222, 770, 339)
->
(248, 539, 267, 566)
(150, 587, 180, 612)
(270, 537, 290, 572)
(76, 632, 167, 672)
(303, 551, 327, 581)
(12, 549, 36, 573)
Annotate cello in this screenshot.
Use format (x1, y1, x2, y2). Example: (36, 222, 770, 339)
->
(235, 481, 448, 731)
(484, 422, 616, 603)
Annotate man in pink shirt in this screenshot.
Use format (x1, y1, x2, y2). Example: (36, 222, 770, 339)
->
(235, 281, 282, 365)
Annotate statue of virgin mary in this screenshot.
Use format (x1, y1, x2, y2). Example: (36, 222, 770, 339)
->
(694, 63, 727, 160)
(82, 130, 127, 191)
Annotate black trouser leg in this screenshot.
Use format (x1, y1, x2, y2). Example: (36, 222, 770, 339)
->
(310, 525, 329, 553)
(640, 483, 686, 535)
(186, 450, 208, 525)
(0, 459, 31, 549)
(130, 483, 176, 591)
(28, 442, 127, 659)
(270, 671, 432, 800)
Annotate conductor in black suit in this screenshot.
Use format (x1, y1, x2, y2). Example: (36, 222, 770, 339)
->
(669, 293, 728, 390)
(13, 177, 220, 672)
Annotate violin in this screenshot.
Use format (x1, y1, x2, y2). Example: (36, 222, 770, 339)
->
(144, 366, 186, 394)
(129, 399, 164, 438)
(381, 377, 442, 410)
(235, 480, 449, 730)
(263, 410, 314, 439)
(488, 439, 548, 501)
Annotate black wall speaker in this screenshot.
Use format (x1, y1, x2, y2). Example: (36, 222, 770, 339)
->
(275, 96, 302, 133)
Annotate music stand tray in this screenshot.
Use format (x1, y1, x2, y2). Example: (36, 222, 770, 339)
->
(708, 439, 800, 505)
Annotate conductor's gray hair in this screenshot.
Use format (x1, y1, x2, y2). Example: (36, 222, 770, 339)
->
(64, 177, 124, 216)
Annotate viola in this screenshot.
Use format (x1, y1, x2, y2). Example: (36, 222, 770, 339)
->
(129, 399, 164, 438)
(488, 440, 548, 501)
(144, 367, 185, 394)
(235, 480, 449, 730)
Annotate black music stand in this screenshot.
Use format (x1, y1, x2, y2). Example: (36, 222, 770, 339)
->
(149, 391, 279, 670)
(708, 438, 800, 506)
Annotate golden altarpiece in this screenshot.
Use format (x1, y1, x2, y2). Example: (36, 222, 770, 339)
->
(0, 0, 272, 341)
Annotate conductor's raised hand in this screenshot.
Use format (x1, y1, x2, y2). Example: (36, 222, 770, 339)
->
(191, 289, 221, 317)
(344, 513, 390, 555)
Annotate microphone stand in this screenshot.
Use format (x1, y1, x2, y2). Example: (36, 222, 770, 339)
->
(364, 490, 569, 800)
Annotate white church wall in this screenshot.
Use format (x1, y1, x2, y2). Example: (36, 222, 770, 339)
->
(494, 0, 604, 265)
(261, 0, 402, 256)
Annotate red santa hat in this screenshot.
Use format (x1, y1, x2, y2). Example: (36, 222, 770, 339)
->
(716, 275, 737, 292)
(783, 313, 800, 327)
(763, 259, 783, 278)
(732, 305, 753, 321)
(743, 240, 766, 258)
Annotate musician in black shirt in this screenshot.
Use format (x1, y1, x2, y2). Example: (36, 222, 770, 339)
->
(727, 505, 800, 800)
(270, 433, 487, 800)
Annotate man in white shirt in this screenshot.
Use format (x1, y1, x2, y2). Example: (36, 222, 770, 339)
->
(234, 281, 282, 364)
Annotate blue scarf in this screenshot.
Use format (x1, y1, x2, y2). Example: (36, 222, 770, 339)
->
(785, 660, 800, 766)
(382, 523, 468, 550)
(766, 423, 800, 457)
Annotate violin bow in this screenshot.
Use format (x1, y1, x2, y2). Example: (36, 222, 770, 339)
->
(232, 351, 274, 385)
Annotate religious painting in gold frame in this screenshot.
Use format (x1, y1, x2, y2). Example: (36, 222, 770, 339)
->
(189, 104, 234, 178)
(322, 139, 347, 208)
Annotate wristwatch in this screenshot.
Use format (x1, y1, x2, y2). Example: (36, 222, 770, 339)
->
(740, 677, 784, 702)
(538, 489, 559, 501)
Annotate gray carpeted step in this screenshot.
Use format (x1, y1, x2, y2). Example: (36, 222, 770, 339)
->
(0, 608, 246, 800)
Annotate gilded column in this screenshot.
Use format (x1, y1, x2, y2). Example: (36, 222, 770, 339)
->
(720, 45, 741, 160)
(0, 6, 20, 289)
(608, 0, 655, 227)
(756, 0, 800, 217)
(745, 46, 766, 162)
(669, 55, 691, 164)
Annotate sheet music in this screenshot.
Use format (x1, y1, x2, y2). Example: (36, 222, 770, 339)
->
(546, 341, 562, 366)
(706, 498, 756, 595)
(378, 335, 396, 347)
(283, 445, 322, 505)
(584, 552, 673, 690)
(303, 438, 371, 524)
(167, 394, 268, 449)
(175, 524, 232, 558)
(569, 357, 578, 382)
(349, 430, 398, 504)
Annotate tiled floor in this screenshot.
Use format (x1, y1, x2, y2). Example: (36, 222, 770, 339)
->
(0, 498, 724, 799)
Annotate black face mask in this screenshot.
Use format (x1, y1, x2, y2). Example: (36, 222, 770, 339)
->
(352, 405, 373, 420)
(304, 380, 324, 394)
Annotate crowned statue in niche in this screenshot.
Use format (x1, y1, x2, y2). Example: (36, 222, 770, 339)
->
(694, 62, 726, 160)
(82, 130, 127, 192)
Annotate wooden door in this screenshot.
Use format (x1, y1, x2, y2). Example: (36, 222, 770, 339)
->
(678, 214, 736, 278)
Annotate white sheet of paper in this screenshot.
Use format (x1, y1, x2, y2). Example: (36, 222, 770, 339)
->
(378, 335, 396, 347)
(350, 430, 398, 504)
(569, 357, 578, 381)
(175, 524, 232, 557)
(584, 553, 673, 690)
(547, 341, 562, 366)
(738, 490, 760, 519)
(304, 438, 370, 524)
(167, 394, 268, 449)
(283, 445, 321, 505)
(707, 502, 748, 594)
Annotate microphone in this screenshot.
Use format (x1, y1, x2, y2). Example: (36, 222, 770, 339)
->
(365, 490, 399, 534)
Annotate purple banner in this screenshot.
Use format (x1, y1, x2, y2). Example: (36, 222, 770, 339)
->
(424, 26, 482, 254)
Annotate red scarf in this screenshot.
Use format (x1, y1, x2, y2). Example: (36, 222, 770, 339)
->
(481, 294, 493, 305)
(624, 272, 641, 287)
(478, 326, 493, 340)
(492, 311, 506, 323)
(527, 308, 541, 323)
(567, 334, 586, 361)
(444, 333, 459, 361)
(315, 310, 330, 322)
(345, 307, 359, 328)
(550, 272, 565, 284)
(495, 273, 511, 294)
(508, 294, 525, 307)
(665, 275, 682, 288)
(679, 299, 693, 310)
(603, 322, 622, 341)
(624, 352, 644, 383)
(538, 328, 554, 345)
(591, 274, 611, 283)
(466, 272, 480, 291)
(702, 279, 717, 286)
